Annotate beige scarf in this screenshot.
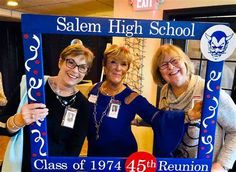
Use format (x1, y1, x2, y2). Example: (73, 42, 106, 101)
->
(159, 74, 204, 111)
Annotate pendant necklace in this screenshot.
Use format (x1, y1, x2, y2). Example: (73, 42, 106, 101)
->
(93, 83, 123, 140)
(48, 78, 77, 107)
(56, 94, 77, 107)
(93, 93, 113, 140)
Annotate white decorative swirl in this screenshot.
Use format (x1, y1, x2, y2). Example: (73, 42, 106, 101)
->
(28, 78, 43, 101)
(201, 136, 213, 154)
(203, 96, 219, 128)
(36, 120, 42, 127)
(31, 129, 47, 156)
(206, 71, 222, 92)
(35, 118, 45, 127)
(25, 34, 40, 72)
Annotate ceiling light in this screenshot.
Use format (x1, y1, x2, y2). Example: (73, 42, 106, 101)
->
(7, 1, 19, 7)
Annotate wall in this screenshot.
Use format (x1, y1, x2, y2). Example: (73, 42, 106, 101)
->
(0, 8, 21, 20)
(113, 0, 236, 105)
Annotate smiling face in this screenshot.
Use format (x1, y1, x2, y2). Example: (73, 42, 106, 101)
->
(152, 44, 194, 88)
(159, 53, 189, 88)
(104, 56, 129, 85)
(58, 55, 87, 87)
(103, 44, 132, 86)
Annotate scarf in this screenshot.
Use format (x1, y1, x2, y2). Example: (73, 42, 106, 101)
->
(159, 74, 204, 111)
(1, 92, 28, 172)
(1, 76, 49, 172)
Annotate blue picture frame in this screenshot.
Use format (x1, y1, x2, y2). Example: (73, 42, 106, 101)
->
(21, 14, 234, 171)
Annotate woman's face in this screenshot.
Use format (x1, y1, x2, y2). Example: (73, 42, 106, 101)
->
(159, 53, 188, 88)
(104, 56, 129, 85)
(58, 55, 88, 87)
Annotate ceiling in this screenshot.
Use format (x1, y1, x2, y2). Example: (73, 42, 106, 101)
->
(0, 0, 114, 21)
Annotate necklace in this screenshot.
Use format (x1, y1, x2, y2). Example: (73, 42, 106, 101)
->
(56, 94, 77, 107)
(100, 83, 124, 97)
(93, 84, 116, 140)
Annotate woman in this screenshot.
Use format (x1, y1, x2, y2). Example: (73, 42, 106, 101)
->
(151, 44, 236, 171)
(1, 43, 94, 171)
(87, 44, 201, 157)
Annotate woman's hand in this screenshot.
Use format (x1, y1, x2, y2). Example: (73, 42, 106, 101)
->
(7, 103, 49, 133)
(188, 101, 202, 121)
(18, 103, 49, 126)
(211, 162, 228, 172)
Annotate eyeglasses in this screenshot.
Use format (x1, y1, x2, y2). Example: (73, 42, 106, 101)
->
(65, 58, 89, 74)
(159, 57, 180, 70)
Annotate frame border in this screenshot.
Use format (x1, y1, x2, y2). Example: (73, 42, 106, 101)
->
(21, 14, 224, 172)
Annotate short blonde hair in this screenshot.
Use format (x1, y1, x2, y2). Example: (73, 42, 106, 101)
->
(103, 44, 133, 69)
(60, 44, 94, 69)
(151, 44, 194, 86)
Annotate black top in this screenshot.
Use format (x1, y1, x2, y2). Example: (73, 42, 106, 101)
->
(0, 81, 89, 171)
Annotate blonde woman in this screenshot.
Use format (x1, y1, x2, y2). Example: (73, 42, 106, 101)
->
(152, 44, 236, 171)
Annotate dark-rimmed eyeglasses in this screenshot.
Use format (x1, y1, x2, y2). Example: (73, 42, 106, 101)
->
(159, 57, 180, 70)
(65, 58, 89, 74)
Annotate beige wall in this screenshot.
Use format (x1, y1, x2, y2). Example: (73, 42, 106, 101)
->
(114, 0, 236, 20)
(113, 0, 236, 105)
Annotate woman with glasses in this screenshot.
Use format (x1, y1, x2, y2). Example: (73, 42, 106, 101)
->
(86, 44, 202, 157)
(1, 42, 94, 172)
(151, 44, 236, 171)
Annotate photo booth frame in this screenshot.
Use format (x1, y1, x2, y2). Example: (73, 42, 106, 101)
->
(21, 14, 233, 171)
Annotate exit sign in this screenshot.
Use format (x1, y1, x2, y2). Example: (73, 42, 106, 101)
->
(133, 0, 156, 11)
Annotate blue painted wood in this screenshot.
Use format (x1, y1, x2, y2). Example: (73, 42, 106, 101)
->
(21, 14, 228, 172)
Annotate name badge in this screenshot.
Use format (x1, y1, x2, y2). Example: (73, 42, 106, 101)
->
(88, 94, 98, 103)
(61, 106, 78, 128)
(107, 99, 121, 119)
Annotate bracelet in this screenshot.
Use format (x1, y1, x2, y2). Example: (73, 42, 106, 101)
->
(6, 116, 20, 132)
(185, 111, 191, 123)
(13, 114, 23, 128)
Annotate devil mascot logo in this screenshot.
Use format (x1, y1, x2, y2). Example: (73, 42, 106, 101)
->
(205, 31, 233, 60)
(201, 25, 236, 62)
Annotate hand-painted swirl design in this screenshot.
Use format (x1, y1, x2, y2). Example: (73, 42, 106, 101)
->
(203, 97, 219, 128)
(207, 71, 221, 92)
(25, 35, 40, 72)
(28, 78, 42, 101)
(31, 129, 47, 156)
(202, 136, 213, 154)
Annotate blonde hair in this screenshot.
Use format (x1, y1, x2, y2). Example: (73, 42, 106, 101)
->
(103, 44, 133, 69)
(151, 44, 194, 86)
(60, 43, 94, 69)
